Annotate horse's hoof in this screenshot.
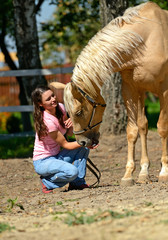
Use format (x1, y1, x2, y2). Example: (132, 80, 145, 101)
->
(158, 175, 168, 182)
(137, 174, 150, 183)
(120, 178, 134, 186)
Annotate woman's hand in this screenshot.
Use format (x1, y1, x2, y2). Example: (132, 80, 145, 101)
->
(88, 144, 99, 149)
(64, 118, 73, 129)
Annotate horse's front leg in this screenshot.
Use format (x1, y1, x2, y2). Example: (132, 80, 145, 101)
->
(121, 84, 139, 186)
(121, 123, 138, 186)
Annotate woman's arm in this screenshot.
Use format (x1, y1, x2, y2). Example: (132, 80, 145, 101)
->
(49, 130, 99, 150)
(49, 130, 81, 150)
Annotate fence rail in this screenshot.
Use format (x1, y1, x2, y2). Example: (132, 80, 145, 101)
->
(0, 66, 73, 113)
(0, 67, 74, 77)
(0, 67, 73, 137)
(0, 105, 34, 112)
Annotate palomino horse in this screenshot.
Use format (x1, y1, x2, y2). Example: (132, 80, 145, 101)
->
(61, 2, 168, 185)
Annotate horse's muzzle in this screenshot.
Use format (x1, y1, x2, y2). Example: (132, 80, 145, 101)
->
(77, 132, 100, 147)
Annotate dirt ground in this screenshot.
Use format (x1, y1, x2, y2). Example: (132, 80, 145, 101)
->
(1, 130, 168, 240)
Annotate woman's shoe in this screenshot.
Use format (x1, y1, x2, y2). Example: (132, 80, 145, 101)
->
(40, 178, 53, 193)
(68, 183, 90, 190)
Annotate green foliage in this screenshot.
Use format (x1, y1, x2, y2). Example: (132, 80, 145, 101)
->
(145, 99, 160, 130)
(40, 0, 100, 64)
(0, 136, 34, 159)
(150, 0, 168, 9)
(6, 114, 22, 133)
(0, 222, 15, 233)
(129, 0, 168, 9)
(0, 0, 15, 49)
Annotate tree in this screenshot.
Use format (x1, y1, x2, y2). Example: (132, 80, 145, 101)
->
(0, 0, 47, 131)
(40, 0, 100, 64)
(99, 0, 128, 135)
(13, 0, 47, 104)
(0, 0, 32, 131)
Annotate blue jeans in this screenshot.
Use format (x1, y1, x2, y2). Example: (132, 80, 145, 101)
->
(33, 147, 89, 190)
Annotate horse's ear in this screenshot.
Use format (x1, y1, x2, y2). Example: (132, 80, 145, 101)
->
(49, 82, 66, 103)
(49, 82, 66, 90)
(70, 82, 82, 99)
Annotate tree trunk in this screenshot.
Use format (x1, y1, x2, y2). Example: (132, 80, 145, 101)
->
(99, 0, 128, 135)
(0, 13, 32, 131)
(13, 0, 47, 105)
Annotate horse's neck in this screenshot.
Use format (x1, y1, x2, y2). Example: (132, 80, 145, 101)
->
(83, 81, 105, 105)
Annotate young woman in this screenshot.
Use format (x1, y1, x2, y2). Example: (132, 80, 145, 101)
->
(31, 85, 96, 193)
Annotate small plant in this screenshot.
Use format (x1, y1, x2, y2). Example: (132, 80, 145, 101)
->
(144, 201, 153, 207)
(7, 197, 24, 212)
(56, 201, 63, 205)
(52, 209, 139, 226)
(0, 223, 15, 233)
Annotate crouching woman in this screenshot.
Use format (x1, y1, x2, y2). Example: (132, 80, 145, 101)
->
(31, 85, 96, 193)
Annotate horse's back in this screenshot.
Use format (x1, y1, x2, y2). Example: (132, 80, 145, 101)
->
(121, 2, 168, 91)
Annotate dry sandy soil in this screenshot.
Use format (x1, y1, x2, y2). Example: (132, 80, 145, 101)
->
(1, 130, 168, 240)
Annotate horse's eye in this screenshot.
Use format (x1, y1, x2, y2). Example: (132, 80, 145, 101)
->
(75, 109, 82, 116)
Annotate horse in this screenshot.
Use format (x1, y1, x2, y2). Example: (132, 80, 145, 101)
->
(55, 2, 168, 186)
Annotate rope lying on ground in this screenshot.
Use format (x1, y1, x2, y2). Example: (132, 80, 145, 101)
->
(87, 158, 101, 187)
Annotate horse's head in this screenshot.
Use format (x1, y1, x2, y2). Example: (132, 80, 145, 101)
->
(64, 82, 106, 147)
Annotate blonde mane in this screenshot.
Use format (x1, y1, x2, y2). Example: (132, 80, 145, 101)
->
(64, 3, 147, 112)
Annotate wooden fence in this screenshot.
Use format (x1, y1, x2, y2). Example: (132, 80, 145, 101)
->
(0, 66, 73, 137)
(0, 66, 73, 113)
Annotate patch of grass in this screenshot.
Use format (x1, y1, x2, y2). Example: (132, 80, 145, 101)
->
(64, 198, 80, 202)
(52, 209, 139, 226)
(160, 219, 168, 224)
(64, 211, 96, 226)
(0, 223, 15, 233)
(0, 136, 34, 159)
(109, 209, 138, 218)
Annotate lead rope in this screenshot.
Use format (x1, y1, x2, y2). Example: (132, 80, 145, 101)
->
(86, 158, 101, 187)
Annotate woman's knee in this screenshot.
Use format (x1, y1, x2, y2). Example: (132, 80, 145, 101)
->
(66, 165, 79, 181)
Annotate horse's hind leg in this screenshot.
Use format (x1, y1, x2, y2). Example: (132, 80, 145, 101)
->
(121, 81, 150, 185)
(157, 93, 168, 182)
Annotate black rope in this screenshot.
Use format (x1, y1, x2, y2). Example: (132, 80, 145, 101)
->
(87, 158, 101, 187)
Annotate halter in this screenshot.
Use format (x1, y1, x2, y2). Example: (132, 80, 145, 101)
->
(72, 85, 106, 135)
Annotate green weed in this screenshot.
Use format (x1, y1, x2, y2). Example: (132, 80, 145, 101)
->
(56, 201, 63, 205)
(7, 197, 24, 212)
(144, 201, 153, 207)
(0, 223, 15, 233)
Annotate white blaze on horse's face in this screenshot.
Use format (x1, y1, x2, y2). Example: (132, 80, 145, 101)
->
(65, 84, 105, 147)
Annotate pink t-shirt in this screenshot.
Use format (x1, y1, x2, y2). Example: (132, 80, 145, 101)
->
(33, 103, 67, 161)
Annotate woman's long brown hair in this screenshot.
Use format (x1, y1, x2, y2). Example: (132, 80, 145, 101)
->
(31, 85, 65, 140)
